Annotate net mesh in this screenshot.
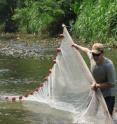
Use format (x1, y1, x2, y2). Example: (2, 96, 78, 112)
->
(3, 25, 115, 124)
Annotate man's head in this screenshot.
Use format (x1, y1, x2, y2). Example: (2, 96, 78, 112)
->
(92, 43, 104, 54)
(91, 43, 104, 64)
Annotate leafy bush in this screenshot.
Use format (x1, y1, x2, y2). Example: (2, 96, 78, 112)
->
(73, 0, 117, 43)
(13, 0, 64, 34)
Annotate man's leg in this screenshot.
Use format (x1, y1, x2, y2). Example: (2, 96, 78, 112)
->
(104, 96, 115, 116)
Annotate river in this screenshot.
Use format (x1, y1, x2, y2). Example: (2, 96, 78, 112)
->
(0, 40, 117, 124)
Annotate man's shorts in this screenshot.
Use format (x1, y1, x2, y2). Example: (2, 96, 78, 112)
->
(104, 96, 115, 115)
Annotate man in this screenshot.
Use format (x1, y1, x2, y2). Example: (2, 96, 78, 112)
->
(72, 43, 116, 116)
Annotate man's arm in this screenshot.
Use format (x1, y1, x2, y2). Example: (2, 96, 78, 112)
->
(59, 34, 89, 53)
(91, 81, 113, 91)
(72, 43, 90, 53)
(95, 83, 113, 89)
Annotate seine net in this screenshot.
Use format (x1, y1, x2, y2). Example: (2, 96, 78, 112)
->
(3, 25, 115, 124)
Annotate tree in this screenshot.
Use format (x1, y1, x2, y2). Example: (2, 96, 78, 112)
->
(0, 0, 21, 32)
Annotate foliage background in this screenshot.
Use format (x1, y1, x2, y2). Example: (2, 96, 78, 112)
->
(0, 0, 117, 43)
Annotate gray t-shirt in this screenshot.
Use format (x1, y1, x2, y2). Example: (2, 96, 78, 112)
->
(87, 51, 116, 97)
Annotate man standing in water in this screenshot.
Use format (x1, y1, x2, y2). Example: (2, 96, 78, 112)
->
(72, 43, 116, 116)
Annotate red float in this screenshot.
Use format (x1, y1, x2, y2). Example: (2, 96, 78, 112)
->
(49, 69, 52, 73)
(19, 96, 23, 100)
(57, 48, 61, 52)
(53, 59, 56, 64)
(5, 97, 9, 100)
(44, 76, 48, 81)
(12, 97, 16, 102)
(24, 94, 28, 97)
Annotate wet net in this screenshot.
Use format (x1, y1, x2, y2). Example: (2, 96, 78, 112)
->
(3, 25, 115, 124)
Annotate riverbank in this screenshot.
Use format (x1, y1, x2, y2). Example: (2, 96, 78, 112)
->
(0, 32, 61, 48)
(0, 33, 62, 58)
(0, 32, 117, 48)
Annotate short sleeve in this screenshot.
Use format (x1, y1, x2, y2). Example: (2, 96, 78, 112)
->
(87, 51, 92, 60)
(106, 62, 116, 86)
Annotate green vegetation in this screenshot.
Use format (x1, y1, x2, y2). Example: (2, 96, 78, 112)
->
(12, 0, 64, 34)
(0, 0, 76, 35)
(73, 0, 117, 43)
(0, 0, 117, 43)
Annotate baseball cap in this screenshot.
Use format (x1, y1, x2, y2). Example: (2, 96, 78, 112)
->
(91, 43, 104, 54)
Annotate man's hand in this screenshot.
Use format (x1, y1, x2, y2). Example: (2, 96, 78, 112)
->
(71, 43, 78, 48)
(91, 81, 97, 91)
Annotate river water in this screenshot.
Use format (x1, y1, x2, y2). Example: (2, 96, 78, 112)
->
(0, 41, 117, 124)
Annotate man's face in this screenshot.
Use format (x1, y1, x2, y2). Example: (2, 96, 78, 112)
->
(92, 52, 102, 62)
